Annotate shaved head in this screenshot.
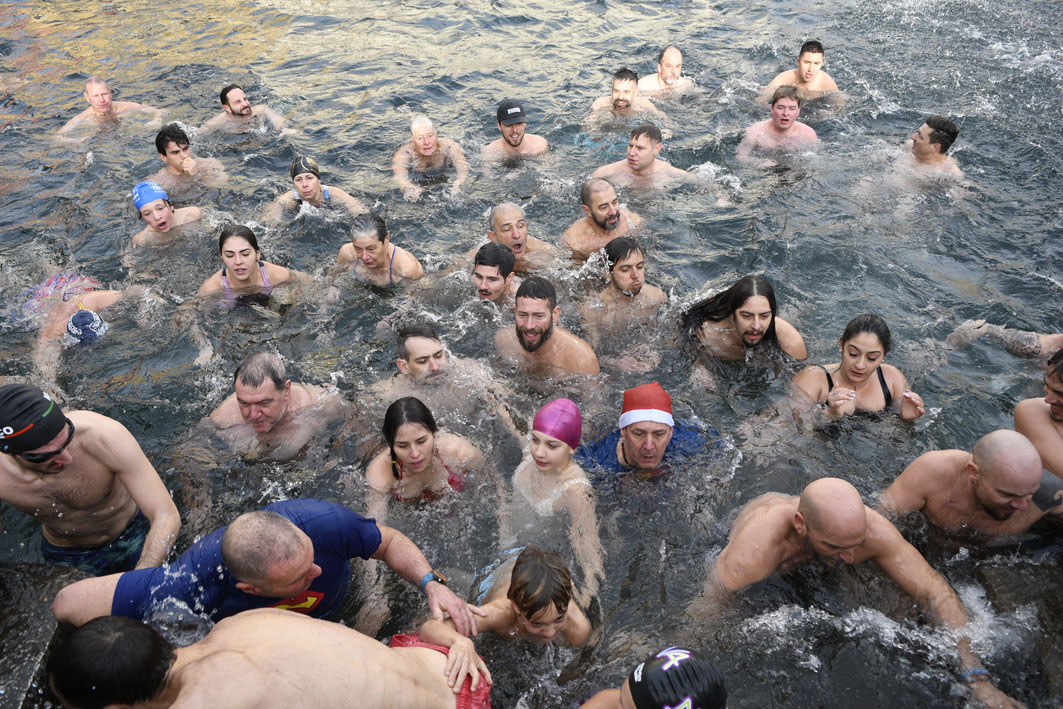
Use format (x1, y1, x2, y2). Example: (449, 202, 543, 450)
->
(798, 478, 867, 539)
(972, 429, 1042, 489)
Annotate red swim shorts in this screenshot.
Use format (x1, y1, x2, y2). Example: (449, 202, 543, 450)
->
(390, 633, 491, 709)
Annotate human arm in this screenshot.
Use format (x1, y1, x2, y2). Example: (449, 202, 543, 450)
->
(196, 157, 228, 187)
(364, 452, 393, 524)
(372, 524, 479, 635)
(391, 145, 422, 201)
(52, 573, 123, 625)
(263, 191, 295, 225)
(443, 139, 470, 194)
(330, 187, 367, 216)
(888, 367, 926, 421)
(96, 417, 181, 567)
(559, 484, 604, 607)
(1015, 398, 1063, 477)
(418, 618, 493, 692)
(878, 452, 936, 517)
(791, 366, 856, 419)
(256, 105, 287, 131)
(775, 317, 808, 360)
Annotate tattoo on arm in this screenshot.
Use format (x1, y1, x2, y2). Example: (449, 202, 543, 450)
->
(987, 327, 1043, 358)
(1032, 470, 1063, 512)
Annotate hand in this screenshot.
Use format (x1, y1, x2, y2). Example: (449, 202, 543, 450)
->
(425, 582, 485, 636)
(612, 354, 653, 374)
(442, 635, 492, 692)
(946, 319, 990, 349)
(180, 156, 197, 174)
(326, 285, 340, 304)
(402, 185, 423, 202)
(969, 678, 1026, 709)
(826, 387, 857, 417)
(900, 391, 926, 420)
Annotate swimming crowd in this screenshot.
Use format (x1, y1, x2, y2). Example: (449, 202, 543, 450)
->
(2, 38, 1061, 709)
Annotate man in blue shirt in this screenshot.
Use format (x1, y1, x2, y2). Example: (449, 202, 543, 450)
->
(577, 382, 715, 476)
(52, 498, 477, 635)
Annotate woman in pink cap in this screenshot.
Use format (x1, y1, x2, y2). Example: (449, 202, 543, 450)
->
(508, 398, 603, 606)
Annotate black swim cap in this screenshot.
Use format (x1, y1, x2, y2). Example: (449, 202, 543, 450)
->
(628, 647, 727, 709)
(0, 384, 68, 453)
(290, 156, 320, 180)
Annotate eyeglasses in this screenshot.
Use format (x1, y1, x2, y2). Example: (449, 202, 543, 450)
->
(18, 419, 75, 464)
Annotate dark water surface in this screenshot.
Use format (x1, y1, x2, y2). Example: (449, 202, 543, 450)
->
(1, 0, 1062, 706)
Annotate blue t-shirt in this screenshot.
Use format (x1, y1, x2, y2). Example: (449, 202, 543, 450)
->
(575, 420, 719, 476)
(111, 499, 381, 622)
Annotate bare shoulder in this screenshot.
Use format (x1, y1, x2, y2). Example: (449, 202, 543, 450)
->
(774, 317, 807, 359)
(643, 283, 667, 303)
(199, 270, 224, 295)
(622, 208, 643, 226)
(879, 363, 909, 393)
(210, 394, 241, 427)
(172, 651, 265, 708)
(437, 432, 483, 464)
(264, 262, 291, 284)
(591, 96, 610, 111)
(792, 365, 828, 398)
(365, 452, 396, 493)
(439, 136, 465, 155)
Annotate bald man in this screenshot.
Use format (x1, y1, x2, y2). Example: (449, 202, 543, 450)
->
(465, 202, 558, 272)
(691, 478, 1019, 708)
(563, 178, 643, 261)
(880, 430, 1063, 539)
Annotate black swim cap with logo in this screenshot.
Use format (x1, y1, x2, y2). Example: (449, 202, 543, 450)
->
(628, 647, 727, 709)
(0, 384, 68, 453)
(290, 156, 321, 180)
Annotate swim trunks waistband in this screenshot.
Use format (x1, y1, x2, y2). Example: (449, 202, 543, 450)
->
(41, 511, 150, 576)
(390, 633, 491, 709)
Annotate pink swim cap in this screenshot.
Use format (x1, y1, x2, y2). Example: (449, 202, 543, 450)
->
(532, 398, 582, 451)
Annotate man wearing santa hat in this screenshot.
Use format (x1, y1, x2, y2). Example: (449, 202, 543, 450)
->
(576, 382, 716, 476)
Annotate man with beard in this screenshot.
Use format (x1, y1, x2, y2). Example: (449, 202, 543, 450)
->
(201, 84, 287, 135)
(494, 276, 600, 376)
(637, 46, 695, 97)
(563, 178, 643, 261)
(682, 275, 807, 361)
(580, 238, 666, 373)
(467, 202, 558, 272)
(592, 123, 689, 189)
(737, 87, 819, 168)
(483, 99, 548, 159)
(210, 351, 346, 460)
(1015, 349, 1063, 479)
(0, 384, 180, 575)
(58, 77, 163, 141)
(589, 68, 664, 119)
(471, 242, 519, 305)
(879, 429, 1062, 538)
(689, 477, 1020, 709)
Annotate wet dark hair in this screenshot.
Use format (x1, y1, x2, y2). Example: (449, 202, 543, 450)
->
(580, 177, 615, 208)
(683, 275, 779, 345)
(220, 83, 243, 107)
(474, 242, 515, 278)
(770, 85, 801, 107)
(234, 350, 286, 391)
(218, 224, 260, 254)
(613, 67, 638, 84)
(1047, 348, 1063, 381)
(48, 616, 175, 709)
(925, 115, 959, 154)
(604, 237, 644, 272)
(351, 212, 388, 242)
(508, 545, 574, 619)
(515, 275, 557, 311)
(840, 314, 892, 354)
(631, 123, 662, 144)
(397, 324, 440, 360)
(383, 397, 438, 479)
(800, 40, 825, 57)
(155, 123, 189, 155)
(657, 45, 680, 63)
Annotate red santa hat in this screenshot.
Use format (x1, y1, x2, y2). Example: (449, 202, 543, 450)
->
(618, 381, 674, 429)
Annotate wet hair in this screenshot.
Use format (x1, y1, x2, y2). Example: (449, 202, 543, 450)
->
(219, 83, 243, 107)
(221, 510, 305, 585)
(682, 275, 779, 346)
(631, 123, 662, 144)
(234, 351, 286, 391)
(925, 115, 959, 154)
(840, 314, 892, 354)
(397, 324, 440, 360)
(84, 76, 108, 91)
(351, 212, 388, 242)
(48, 615, 175, 708)
(612, 67, 639, 84)
(657, 45, 681, 63)
(515, 275, 557, 311)
(604, 237, 644, 272)
(580, 177, 615, 208)
(474, 242, 515, 278)
(382, 397, 438, 479)
(218, 224, 260, 254)
(155, 123, 189, 155)
(1047, 348, 1063, 381)
(410, 114, 434, 134)
(507, 545, 573, 618)
(770, 85, 802, 107)
(799, 40, 825, 57)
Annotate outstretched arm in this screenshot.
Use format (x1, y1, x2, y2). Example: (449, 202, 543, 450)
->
(52, 573, 123, 625)
(445, 140, 470, 194)
(419, 617, 493, 692)
(561, 487, 605, 607)
(392, 145, 422, 201)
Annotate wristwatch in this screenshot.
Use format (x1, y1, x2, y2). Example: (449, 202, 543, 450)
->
(418, 569, 448, 594)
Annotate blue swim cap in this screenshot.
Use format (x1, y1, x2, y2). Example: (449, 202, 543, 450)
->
(65, 309, 109, 345)
(132, 181, 168, 211)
